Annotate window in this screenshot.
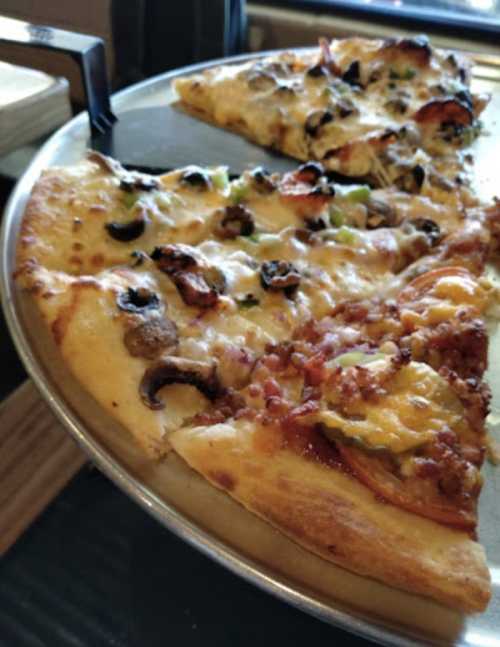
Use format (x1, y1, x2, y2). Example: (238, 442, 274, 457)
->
(255, 0, 500, 42)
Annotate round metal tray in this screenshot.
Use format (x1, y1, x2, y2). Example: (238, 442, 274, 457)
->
(2, 53, 499, 647)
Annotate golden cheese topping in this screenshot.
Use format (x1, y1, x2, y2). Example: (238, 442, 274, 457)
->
(174, 37, 488, 197)
(311, 359, 469, 453)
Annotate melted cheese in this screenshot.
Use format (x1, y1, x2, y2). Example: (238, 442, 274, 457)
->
(312, 360, 468, 453)
(174, 38, 484, 187)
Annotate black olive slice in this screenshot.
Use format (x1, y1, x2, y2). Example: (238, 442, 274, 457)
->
(105, 214, 146, 242)
(342, 61, 361, 87)
(296, 161, 325, 183)
(250, 167, 276, 193)
(260, 260, 301, 297)
(117, 287, 160, 314)
(410, 218, 442, 246)
(214, 205, 255, 239)
(305, 215, 328, 231)
(305, 110, 334, 137)
(119, 175, 159, 193)
(306, 64, 327, 78)
(180, 166, 212, 190)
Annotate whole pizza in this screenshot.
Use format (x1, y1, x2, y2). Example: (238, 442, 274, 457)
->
(15, 36, 500, 613)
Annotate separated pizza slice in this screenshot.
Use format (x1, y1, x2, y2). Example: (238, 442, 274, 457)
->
(169, 412, 490, 613)
(169, 262, 496, 612)
(174, 36, 488, 203)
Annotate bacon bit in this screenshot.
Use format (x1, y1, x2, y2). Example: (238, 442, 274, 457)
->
(408, 318, 488, 380)
(248, 384, 262, 398)
(286, 399, 320, 421)
(439, 366, 490, 436)
(263, 378, 282, 399)
(303, 354, 326, 386)
(262, 353, 282, 372)
(266, 396, 290, 416)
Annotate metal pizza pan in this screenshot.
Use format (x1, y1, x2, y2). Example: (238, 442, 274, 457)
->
(1, 50, 499, 647)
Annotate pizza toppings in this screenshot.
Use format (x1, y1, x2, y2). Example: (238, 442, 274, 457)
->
(410, 218, 441, 246)
(151, 244, 226, 308)
(117, 287, 161, 314)
(105, 213, 147, 242)
(413, 98, 473, 128)
(214, 205, 255, 239)
(124, 317, 178, 359)
(139, 356, 223, 410)
(260, 260, 301, 296)
(305, 109, 334, 137)
(172, 268, 226, 308)
(365, 197, 397, 229)
(119, 175, 159, 193)
(381, 35, 432, 68)
(250, 167, 276, 194)
(341, 60, 361, 87)
(180, 166, 212, 190)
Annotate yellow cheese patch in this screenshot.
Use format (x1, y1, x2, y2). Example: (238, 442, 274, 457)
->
(312, 360, 467, 453)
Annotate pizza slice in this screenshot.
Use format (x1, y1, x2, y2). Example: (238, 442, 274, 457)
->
(16, 153, 498, 612)
(170, 264, 496, 612)
(174, 36, 489, 204)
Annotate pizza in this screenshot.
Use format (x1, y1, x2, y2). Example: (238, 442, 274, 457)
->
(174, 36, 489, 207)
(14, 37, 500, 616)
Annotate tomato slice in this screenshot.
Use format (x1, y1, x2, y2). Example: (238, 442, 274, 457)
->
(338, 444, 477, 530)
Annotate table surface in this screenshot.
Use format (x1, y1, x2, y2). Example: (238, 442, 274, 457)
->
(0, 304, 374, 647)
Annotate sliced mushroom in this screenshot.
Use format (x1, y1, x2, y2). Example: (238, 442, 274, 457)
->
(413, 98, 473, 127)
(117, 287, 161, 314)
(172, 270, 225, 309)
(180, 166, 212, 190)
(305, 109, 334, 137)
(140, 357, 223, 410)
(342, 61, 361, 87)
(124, 317, 178, 359)
(381, 36, 432, 67)
(365, 198, 398, 229)
(410, 218, 442, 246)
(105, 212, 147, 242)
(150, 245, 198, 274)
(260, 260, 301, 297)
(214, 205, 255, 239)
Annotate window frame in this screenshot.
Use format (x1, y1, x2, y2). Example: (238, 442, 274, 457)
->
(251, 0, 500, 44)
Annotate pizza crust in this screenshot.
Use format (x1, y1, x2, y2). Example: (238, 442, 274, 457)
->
(170, 419, 491, 613)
